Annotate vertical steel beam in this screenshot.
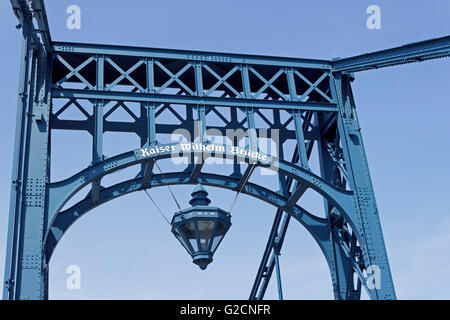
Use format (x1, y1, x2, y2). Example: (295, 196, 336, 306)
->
(241, 64, 258, 152)
(246, 108, 257, 152)
(3, 19, 33, 300)
(91, 54, 105, 204)
(141, 57, 156, 181)
(287, 69, 309, 169)
(330, 72, 396, 300)
(316, 112, 355, 299)
(149, 103, 157, 145)
(93, 54, 104, 162)
(140, 102, 156, 184)
(197, 105, 206, 142)
(192, 61, 206, 179)
(4, 42, 52, 299)
(91, 99, 103, 204)
(146, 58, 155, 93)
(292, 111, 309, 169)
(92, 100, 103, 164)
(194, 62, 207, 143)
(230, 107, 241, 177)
(273, 238, 283, 300)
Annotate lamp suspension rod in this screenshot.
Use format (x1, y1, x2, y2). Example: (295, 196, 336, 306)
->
(153, 159, 182, 210)
(143, 188, 171, 225)
(228, 163, 257, 213)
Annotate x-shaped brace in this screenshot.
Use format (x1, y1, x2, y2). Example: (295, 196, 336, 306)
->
(155, 61, 194, 95)
(53, 99, 91, 119)
(294, 71, 333, 103)
(249, 66, 287, 100)
(54, 55, 95, 89)
(103, 101, 138, 121)
(105, 58, 145, 92)
(203, 65, 242, 98)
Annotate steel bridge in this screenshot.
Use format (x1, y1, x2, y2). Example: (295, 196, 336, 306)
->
(4, 0, 450, 300)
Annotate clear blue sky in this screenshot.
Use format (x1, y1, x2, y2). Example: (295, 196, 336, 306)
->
(0, 0, 449, 299)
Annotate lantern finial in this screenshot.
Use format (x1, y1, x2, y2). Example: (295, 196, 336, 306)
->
(189, 183, 211, 206)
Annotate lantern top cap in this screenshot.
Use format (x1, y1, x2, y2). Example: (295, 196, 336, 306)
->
(189, 183, 211, 206)
(192, 183, 207, 195)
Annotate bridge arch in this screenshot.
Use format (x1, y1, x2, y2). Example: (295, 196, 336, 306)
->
(44, 142, 359, 290)
(45, 173, 331, 262)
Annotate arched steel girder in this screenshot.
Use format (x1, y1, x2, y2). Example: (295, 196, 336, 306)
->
(44, 143, 360, 287)
(44, 172, 332, 265)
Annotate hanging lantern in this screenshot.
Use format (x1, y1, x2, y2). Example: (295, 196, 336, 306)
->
(171, 184, 231, 270)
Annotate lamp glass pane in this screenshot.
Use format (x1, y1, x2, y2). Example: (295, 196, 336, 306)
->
(173, 227, 191, 253)
(210, 222, 227, 252)
(197, 220, 215, 251)
(211, 235, 224, 253)
(180, 221, 198, 251)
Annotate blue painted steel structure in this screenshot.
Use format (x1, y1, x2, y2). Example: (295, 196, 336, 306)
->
(4, 0, 450, 300)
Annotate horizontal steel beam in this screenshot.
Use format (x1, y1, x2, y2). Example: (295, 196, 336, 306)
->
(53, 42, 331, 69)
(332, 35, 450, 72)
(51, 88, 338, 112)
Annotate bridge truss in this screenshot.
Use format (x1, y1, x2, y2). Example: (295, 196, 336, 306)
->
(4, 0, 450, 300)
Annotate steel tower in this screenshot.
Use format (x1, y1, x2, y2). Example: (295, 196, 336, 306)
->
(3, 0, 450, 300)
